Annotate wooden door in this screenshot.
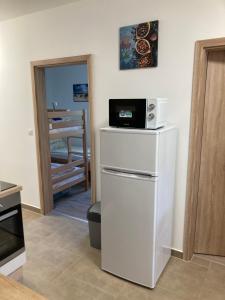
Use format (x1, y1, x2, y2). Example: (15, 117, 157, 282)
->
(194, 50, 225, 255)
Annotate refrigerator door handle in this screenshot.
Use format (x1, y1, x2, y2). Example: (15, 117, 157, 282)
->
(102, 168, 157, 181)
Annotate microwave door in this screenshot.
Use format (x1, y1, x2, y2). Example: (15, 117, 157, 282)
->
(109, 99, 146, 128)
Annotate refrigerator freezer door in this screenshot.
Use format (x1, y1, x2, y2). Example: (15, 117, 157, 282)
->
(101, 168, 157, 288)
(100, 130, 159, 175)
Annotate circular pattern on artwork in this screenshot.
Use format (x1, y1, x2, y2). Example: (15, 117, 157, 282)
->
(136, 39, 151, 55)
(139, 55, 152, 67)
(136, 22, 150, 39)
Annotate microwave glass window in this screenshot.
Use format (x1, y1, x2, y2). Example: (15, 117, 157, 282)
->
(116, 105, 135, 119)
(109, 99, 146, 128)
(119, 110, 133, 118)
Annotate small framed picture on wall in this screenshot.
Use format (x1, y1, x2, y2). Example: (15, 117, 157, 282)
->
(73, 84, 88, 102)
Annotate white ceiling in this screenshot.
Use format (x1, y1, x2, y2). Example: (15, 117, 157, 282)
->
(0, 0, 80, 22)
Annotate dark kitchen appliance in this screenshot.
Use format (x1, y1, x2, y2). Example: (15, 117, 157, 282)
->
(0, 182, 25, 267)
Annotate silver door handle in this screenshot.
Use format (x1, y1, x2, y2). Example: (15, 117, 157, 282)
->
(102, 168, 156, 180)
(0, 210, 18, 222)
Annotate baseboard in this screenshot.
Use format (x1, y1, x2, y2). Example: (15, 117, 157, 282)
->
(171, 249, 183, 259)
(22, 203, 41, 214)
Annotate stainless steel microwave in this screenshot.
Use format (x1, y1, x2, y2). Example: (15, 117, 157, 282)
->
(109, 98, 168, 129)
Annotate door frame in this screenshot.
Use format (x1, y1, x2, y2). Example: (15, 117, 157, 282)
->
(31, 54, 96, 214)
(183, 38, 225, 260)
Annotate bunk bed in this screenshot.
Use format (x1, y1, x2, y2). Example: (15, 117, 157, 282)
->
(49, 110, 91, 166)
(48, 110, 89, 194)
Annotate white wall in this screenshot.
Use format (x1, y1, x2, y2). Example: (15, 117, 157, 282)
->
(45, 64, 90, 148)
(45, 64, 88, 110)
(0, 0, 224, 251)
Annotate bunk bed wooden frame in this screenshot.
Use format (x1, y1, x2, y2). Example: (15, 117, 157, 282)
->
(48, 110, 89, 195)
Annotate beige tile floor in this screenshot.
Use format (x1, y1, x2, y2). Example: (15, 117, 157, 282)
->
(194, 254, 225, 267)
(21, 209, 225, 300)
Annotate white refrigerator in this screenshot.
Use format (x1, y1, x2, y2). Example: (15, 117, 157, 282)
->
(100, 125, 177, 288)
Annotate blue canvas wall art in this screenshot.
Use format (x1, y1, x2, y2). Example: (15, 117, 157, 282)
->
(73, 84, 88, 102)
(120, 20, 158, 70)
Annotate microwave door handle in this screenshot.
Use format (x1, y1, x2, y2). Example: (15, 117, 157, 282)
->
(0, 210, 18, 222)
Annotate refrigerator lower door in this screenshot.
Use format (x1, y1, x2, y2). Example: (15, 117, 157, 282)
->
(101, 168, 157, 288)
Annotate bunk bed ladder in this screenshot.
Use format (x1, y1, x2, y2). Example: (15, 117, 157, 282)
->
(66, 109, 89, 190)
(82, 109, 89, 191)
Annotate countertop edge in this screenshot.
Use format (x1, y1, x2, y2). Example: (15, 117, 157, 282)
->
(0, 186, 23, 198)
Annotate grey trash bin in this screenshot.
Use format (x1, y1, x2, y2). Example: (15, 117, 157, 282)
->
(87, 202, 101, 249)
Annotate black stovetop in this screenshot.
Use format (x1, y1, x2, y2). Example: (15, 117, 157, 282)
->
(0, 181, 16, 192)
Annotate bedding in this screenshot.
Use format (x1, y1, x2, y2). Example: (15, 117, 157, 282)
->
(51, 146, 91, 158)
(49, 126, 82, 135)
(51, 163, 81, 175)
(51, 163, 85, 194)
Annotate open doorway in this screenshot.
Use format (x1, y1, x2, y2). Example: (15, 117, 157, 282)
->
(31, 55, 96, 219)
(45, 63, 91, 220)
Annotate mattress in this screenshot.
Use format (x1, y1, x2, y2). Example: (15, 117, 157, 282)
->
(51, 163, 80, 173)
(51, 163, 84, 181)
(51, 163, 85, 194)
(51, 147, 91, 160)
(49, 125, 82, 135)
(51, 162, 79, 170)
